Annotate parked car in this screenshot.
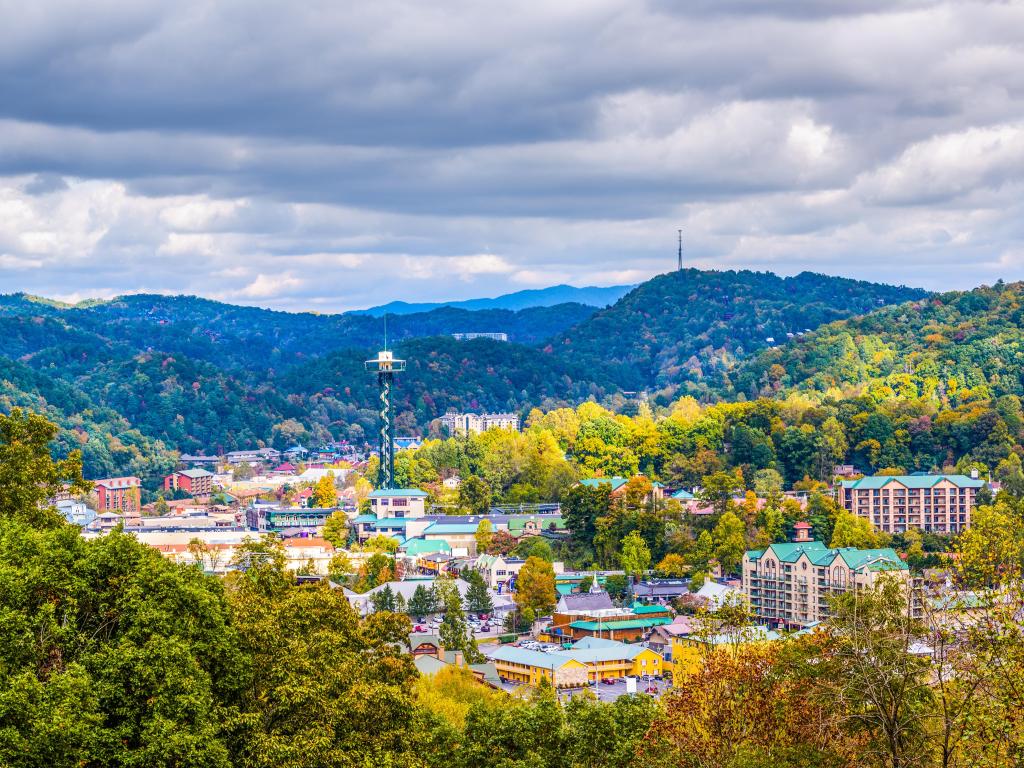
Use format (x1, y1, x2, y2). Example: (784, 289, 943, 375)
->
(644, 686, 659, 695)
(414, 625, 425, 632)
(600, 678, 617, 685)
(481, 624, 491, 632)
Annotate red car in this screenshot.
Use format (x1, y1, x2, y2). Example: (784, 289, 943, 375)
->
(644, 686, 659, 695)
(600, 678, 617, 685)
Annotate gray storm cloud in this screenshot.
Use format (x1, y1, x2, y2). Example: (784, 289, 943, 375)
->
(0, 0, 1021, 309)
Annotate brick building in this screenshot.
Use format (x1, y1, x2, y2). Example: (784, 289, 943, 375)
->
(94, 476, 141, 514)
(163, 468, 214, 496)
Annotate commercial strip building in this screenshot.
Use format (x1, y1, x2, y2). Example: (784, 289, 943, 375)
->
(742, 539, 917, 628)
(351, 508, 567, 557)
(839, 473, 984, 534)
(549, 592, 672, 642)
(488, 636, 666, 687)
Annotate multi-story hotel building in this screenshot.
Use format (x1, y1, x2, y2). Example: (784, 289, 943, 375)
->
(743, 537, 916, 628)
(163, 468, 214, 496)
(839, 474, 984, 534)
(93, 476, 142, 514)
(440, 411, 519, 436)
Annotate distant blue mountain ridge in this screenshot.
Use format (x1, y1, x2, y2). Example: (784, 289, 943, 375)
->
(350, 283, 635, 316)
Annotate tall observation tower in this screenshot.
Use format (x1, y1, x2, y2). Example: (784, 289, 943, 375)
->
(365, 347, 405, 489)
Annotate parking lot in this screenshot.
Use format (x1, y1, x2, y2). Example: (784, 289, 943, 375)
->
(412, 615, 505, 640)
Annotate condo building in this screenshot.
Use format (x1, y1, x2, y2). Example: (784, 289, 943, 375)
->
(839, 474, 984, 534)
(743, 538, 917, 628)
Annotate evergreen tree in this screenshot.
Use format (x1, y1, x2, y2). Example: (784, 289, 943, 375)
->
(371, 584, 397, 613)
(435, 577, 483, 663)
(408, 584, 434, 617)
(465, 570, 494, 614)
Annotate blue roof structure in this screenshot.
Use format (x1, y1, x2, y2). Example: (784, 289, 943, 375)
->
(368, 488, 429, 498)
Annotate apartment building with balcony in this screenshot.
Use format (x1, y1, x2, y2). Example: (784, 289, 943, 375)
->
(839, 473, 984, 534)
(440, 411, 520, 436)
(742, 539, 916, 628)
(93, 476, 142, 515)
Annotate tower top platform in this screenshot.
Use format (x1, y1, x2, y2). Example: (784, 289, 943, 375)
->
(365, 349, 406, 373)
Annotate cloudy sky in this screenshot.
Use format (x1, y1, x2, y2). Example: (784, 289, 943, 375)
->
(1, 0, 1022, 310)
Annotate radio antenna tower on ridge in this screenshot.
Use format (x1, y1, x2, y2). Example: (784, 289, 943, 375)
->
(677, 229, 683, 271)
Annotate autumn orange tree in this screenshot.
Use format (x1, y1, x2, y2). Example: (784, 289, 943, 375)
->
(642, 642, 856, 768)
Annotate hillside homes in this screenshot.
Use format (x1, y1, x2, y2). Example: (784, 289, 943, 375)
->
(550, 591, 672, 642)
(578, 476, 665, 502)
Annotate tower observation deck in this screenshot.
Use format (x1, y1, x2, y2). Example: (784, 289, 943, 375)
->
(365, 349, 406, 489)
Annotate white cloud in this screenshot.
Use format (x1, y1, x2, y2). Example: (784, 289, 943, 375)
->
(0, 0, 1021, 307)
(857, 122, 1024, 205)
(239, 273, 305, 299)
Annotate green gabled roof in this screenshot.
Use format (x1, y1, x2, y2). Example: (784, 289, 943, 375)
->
(747, 541, 908, 572)
(672, 489, 694, 500)
(556, 584, 574, 595)
(579, 477, 629, 491)
(401, 538, 452, 556)
(746, 541, 830, 563)
(630, 602, 671, 615)
(352, 514, 378, 524)
(836, 547, 908, 571)
(368, 488, 429, 498)
(569, 617, 671, 631)
(840, 474, 984, 490)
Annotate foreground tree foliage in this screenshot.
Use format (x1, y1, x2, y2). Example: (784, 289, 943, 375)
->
(10, 409, 1024, 768)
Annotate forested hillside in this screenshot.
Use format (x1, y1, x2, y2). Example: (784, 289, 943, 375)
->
(728, 281, 1024, 403)
(550, 270, 928, 390)
(0, 271, 932, 481)
(0, 293, 596, 368)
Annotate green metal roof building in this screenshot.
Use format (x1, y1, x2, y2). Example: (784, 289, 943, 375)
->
(744, 539, 915, 628)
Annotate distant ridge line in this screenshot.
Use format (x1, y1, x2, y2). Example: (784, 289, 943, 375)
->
(350, 283, 635, 316)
